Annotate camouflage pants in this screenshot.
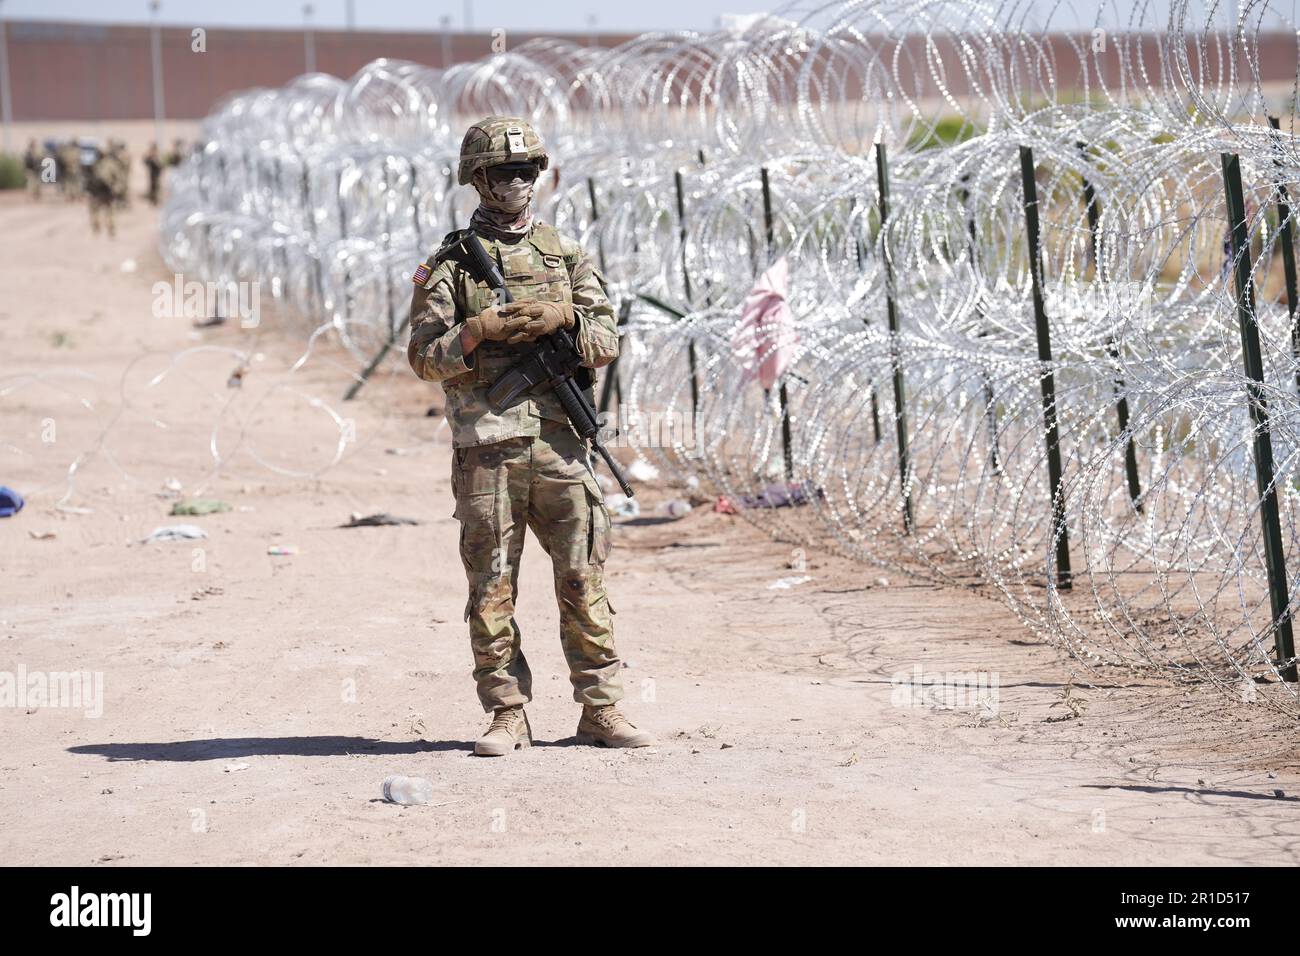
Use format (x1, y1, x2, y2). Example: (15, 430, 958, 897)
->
(89, 196, 115, 237)
(452, 419, 622, 711)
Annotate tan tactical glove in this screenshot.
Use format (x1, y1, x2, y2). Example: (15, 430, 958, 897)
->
(464, 305, 530, 342)
(499, 300, 575, 344)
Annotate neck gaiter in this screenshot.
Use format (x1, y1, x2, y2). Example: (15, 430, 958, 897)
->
(469, 167, 536, 240)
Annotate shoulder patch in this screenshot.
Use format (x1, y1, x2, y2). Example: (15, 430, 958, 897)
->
(412, 261, 433, 286)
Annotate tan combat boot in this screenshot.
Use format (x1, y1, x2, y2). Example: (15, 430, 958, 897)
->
(474, 705, 532, 757)
(576, 704, 655, 748)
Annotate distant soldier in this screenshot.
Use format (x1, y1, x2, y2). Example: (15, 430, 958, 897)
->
(57, 140, 82, 200)
(144, 143, 163, 205)
(23, 140, 43, 200)
(167, 138, 186, 167)
(112, 140, 132, 208)
(87, 144, 127, 238)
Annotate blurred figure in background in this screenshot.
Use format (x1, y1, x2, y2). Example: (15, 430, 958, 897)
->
(87, 143, 127, 238)
(144, 143, 163, 205)
(23, 140, 44, 200)
(57, 140, 82, 200)
(113, 140, 132, 209)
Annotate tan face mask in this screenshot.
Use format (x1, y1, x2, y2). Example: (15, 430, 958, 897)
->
(475, 166, 536, 212)
(470, 166, 537, 238)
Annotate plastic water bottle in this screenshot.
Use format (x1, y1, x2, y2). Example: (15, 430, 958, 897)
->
(382, 775, 434, 805)
(660, 498, 692, 518)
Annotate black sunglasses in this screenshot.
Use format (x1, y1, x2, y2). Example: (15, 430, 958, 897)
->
(487, 162, 540, 183)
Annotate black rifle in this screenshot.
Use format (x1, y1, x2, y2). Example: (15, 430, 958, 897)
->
(454, 230, 634, 497)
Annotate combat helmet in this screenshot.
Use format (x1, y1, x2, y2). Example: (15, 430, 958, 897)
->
(457, 116, 549, 186)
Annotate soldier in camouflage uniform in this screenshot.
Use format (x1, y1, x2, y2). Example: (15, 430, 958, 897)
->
(408, 116, 653, 756)
(57, 140, 83, 200)
(23, 140, 45, 200)
(87, 142, 128, 238)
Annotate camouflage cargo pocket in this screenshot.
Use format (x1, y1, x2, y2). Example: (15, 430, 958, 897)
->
(454, 490, 501, 575)
(582, 474, 612, 565)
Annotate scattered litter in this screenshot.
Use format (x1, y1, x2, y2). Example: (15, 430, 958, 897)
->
(161, 477, 183, 496)
(267, 544, 299, 556)
(686, 476, 700, 490)
(627, 459, 659, 482)
(713, 484, 823, 512)
(605, 494, 640, 518)
(658, 498, 692, 518)
(839, 752, 859, 767)
(191, 586, 223, 601)
(27, 530, 56, 540)
(339, 512, 420, 528)
(56, 504, 94, 515)
(170, 498, 231, 516)
(738, 482, 822, 509)
(768, 575, 812, 590)
(0, 486, 24, 518)
(382, 775, 435, 806)
(119, 258, 137, 273)
(874, 576, 889, 587)
(143, 524, 207, 543)
(227, 367, 244, 389)
(224, 762, 249, 773)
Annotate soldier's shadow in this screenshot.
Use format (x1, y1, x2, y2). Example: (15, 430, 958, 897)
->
(68, 736, 475, 761)
(529, 736, 591, 749)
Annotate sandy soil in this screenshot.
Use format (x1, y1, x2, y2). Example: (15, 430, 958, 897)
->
(2, 166, 1299, 867)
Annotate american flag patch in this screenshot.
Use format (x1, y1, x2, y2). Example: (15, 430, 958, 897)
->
(412, 261, 432, 286)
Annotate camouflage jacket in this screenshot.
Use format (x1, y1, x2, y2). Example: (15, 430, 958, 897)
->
(89, 154, 128, 199)
(407, 221, 619, 447)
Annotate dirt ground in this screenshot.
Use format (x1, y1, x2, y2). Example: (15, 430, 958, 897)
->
(2, 123, 1299, 866)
